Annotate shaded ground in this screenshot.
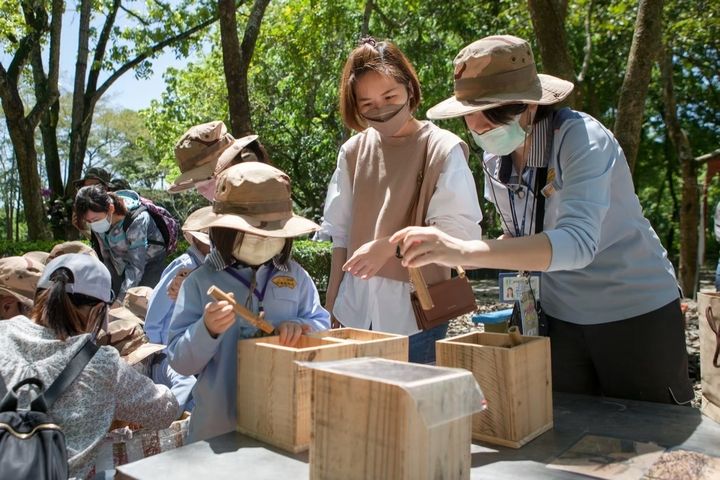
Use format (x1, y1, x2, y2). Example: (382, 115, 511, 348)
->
(448, 269, 714, 408)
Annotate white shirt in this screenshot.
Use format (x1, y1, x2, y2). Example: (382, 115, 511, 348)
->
(323, 143, 483, 335)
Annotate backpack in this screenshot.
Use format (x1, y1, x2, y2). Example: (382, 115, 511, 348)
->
(92, 190, 180, 260)
(0, 339, 98, 480)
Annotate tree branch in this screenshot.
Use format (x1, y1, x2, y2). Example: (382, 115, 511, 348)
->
(120, 4, 151, 27)
(695, 149, 720, 164)
(94, 12, 219, 102)
(8, 1, 47, 82)
(87, 0, 122, 98)
(239, 0, 270, 70)
(361, 0, 373, 37)
(27, 0, 62, 129)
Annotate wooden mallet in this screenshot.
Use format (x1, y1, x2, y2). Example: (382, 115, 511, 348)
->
(408, 267, 434, 310)
(207, 285, 275, 334)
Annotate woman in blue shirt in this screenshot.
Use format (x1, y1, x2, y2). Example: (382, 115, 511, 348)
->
(392, 35, 692, 405)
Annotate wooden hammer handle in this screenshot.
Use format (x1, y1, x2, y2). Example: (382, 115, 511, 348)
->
(409, 267, 434, 310)
(207, 286, 275, 334)
(508, 326, 523, 347)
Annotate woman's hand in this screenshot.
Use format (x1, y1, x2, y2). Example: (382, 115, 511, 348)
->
(203, 299, 235, 338)
(342, 237, 394, 279)
(277, 321, 310, 347)
(390, 226, 473, 268)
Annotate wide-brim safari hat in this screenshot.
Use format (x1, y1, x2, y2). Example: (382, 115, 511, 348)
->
(0, 256, 44, 306)
(213, 135, 260, 176)
(183, 162, 319, 238)
(427, 35, 574, 120)
(168, 121, 235, 193)
(103, 310, 165, 365)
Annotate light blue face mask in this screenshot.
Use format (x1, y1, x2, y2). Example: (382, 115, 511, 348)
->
(471, 117, 528, 156)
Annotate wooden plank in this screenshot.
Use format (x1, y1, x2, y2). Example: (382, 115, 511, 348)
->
(308, 328, 409, 361)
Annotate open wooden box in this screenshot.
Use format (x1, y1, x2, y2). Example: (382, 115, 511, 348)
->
(306, 358, 484, 480)
(237, 329, 408, 453)
(436, 331, 553, 448)
(307, 327, 408, 361)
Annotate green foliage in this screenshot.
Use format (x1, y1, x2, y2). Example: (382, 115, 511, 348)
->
(292, 240, 332, 297)
(0, 239, 77, 257)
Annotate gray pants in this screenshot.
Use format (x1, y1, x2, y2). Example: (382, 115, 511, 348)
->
(110, 255, 167, 299)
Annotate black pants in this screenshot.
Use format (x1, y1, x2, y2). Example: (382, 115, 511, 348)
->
(547, 298, 694, 405)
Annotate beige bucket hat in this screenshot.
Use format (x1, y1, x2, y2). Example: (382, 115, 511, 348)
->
(214, 134, 260, 176)
(101, 311, 165, 365)
(23, 251, 50, 265)
(169, 121, 235, 193)
(427, 35, 574, 120)
(47, 241, 97, 263)
(183, 162, 319, 238)
(0, 256, 44, 306)
(123, 286, 153, 319)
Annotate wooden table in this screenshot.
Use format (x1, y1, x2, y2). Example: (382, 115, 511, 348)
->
(115, 393, 720, 479)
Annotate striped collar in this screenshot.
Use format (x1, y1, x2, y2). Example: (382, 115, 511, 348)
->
(526, 114, 553, 168)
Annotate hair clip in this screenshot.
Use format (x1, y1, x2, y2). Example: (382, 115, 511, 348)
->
(359, 36, 377, 47)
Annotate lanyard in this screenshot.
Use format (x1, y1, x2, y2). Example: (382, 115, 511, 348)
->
(224, 264, 276, 312)
(507, 168, 535, 238)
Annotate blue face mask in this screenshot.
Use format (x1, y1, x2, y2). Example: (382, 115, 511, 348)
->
(471, 117, 528, 156)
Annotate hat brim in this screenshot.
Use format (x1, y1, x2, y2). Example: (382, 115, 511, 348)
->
(108, 306, 143, 323)
(168, 160, 217, 193)
(0, 286, 33, 307)
(23, 251, 50, 265)
(214, 135, 260, 175)
(183, 206, 319, 238)
(427, 74, 574, 120)
(124, 343, 166, 365)
(185, 230, 211, 246)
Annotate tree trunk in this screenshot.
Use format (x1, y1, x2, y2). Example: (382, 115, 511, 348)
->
(613, 0, 664, 173)
(220, 0, 271, 137)
(527, 0, 577, 106)
(67, 0, 92, 196)
(660, 42, 697, 296)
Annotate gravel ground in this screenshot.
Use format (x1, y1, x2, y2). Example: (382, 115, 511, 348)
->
(448, 273, 708, 408)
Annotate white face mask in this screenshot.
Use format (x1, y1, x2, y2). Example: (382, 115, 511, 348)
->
(89, 213, 112, 233)
(232, 233, 286, 266)
(471, 116, 528, 156)
(195, 178, 216, 202)
(362, 100, 412, 137)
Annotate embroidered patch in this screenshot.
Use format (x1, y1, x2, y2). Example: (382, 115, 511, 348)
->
(272, 276, 297, 289)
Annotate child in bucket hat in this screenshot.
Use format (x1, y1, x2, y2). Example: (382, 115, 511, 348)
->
(392, 34, 692, 405)
(167, 120, 269, 198)
(0, 256, 44, 319)
(167, 161, 330, 442)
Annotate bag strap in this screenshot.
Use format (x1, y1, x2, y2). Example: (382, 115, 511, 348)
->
(40, 338, 99, 410)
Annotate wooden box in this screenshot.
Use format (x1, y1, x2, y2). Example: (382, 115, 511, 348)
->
(237, 336, 357, 452)
(308, 327, 408, 361)
(436, 331, 553, 448)
(307, 358, 483, 480)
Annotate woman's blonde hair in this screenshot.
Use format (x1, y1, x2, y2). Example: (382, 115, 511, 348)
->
(339, 38, 421, 132)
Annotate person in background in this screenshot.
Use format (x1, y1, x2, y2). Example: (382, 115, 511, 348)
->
(168, 162, 330, 442)
(0, 256, 44, 320)
(167, 120, 268, 200)
(145, 216, 212, 345)
(392, 35, 692, 405)
(74, 167, 112, 189)
(323, 38, 483, 363)
(0, 254, 178, 478)
(73, 185, 166, 305)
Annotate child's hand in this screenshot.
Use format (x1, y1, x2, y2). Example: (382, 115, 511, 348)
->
(277, 321, 310, 347)
(167, 268, 193, 300)
(203, 300, 235, 338)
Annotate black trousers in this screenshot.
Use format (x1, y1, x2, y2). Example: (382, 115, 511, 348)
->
(547, 298, 694, 405)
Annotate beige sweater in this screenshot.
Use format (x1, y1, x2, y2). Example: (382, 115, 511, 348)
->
(344, 121, 468, 284)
